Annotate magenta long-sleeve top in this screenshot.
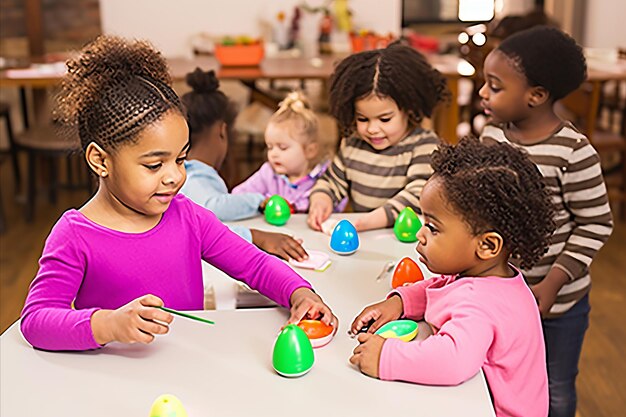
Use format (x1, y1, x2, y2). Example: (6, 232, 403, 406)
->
(20, 194, 312, 351)
(381, 271, 548, 417)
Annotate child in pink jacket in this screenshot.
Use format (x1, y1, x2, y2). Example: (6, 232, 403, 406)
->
(350, 137, 555, 417)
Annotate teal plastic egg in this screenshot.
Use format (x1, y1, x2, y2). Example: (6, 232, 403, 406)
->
(393, 207, 422, 242)
(272, 324, 314, 377)
(265, 195, 291, 226)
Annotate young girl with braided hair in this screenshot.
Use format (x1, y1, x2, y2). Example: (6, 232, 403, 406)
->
(350, 137, 556, 417)
(20, 36, 336, 351)
(232, 90, 344, 213)
(308, 43, 448, 232)
(179, 68, 307, 262)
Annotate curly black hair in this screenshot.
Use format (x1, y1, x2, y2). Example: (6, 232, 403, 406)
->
(55, 35, 184, 152)
(496, 25, 586, 101)
(328, 43, 450, 138)
(430, 137, 556, 269)
(181, 68, 238, 141)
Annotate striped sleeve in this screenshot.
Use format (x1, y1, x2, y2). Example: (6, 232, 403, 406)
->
(553, 138, 613, 279)
(383, 134, 438, 224)
(480, 122, 614, 316)
(310, 139, 350, 207)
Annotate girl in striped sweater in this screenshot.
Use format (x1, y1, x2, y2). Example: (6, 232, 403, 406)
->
(307, 43, 449, 232)
(478, 26, 613, 417)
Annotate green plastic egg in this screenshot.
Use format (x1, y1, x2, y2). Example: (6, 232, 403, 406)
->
(272, 324, 314, 377)
(393, 207, 422, 242)
(149, 394, 188, 417)
(265, 195, 291, 226)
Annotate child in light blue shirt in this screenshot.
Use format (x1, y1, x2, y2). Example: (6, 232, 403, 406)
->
(179, 68, 308, 261)
(182, 160, 263, 240)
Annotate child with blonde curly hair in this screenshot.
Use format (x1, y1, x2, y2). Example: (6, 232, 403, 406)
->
(232, 90, 345, 213)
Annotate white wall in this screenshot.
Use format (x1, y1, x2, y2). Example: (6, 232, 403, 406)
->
(99, 0, 401, 58)
(583, 0, 626, 48)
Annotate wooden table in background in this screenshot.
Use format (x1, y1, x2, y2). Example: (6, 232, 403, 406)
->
(1, 54, 471, 144)
(578, 59, 626, 142)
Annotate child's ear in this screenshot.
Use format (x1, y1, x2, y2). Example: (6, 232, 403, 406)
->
(528, 86, 550, 108)
(85, 142, 109, 178)
(219, 122, 228, 140)
(476, 231, 505, 261)
(304, 142, 319, 160)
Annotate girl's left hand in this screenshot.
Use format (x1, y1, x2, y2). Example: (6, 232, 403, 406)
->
(287, 287, 338, 328)
(349, 333, 385, 378)
(530, 268, 569, 316)
(250, 229, 308, 262)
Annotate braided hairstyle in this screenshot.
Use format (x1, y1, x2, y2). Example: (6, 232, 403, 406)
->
(181, 68, 238, 142)
(329, 43, 450, 138)
(269, 91, 327, 165)
(430, 137, 556, 269)
(55, 35, 184, 152)
(496, 25, 586, 101)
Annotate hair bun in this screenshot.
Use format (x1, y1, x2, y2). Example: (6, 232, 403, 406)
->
(56, 35, 171, 127)
(186, 68, 220, 94)
(278, 90, 311, 113)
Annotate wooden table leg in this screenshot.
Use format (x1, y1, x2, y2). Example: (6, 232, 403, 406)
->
(586, 80, 601, 144)
(19, 87, 29, 129)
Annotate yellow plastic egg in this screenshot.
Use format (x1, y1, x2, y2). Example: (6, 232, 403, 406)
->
(149, 394, 188, 417)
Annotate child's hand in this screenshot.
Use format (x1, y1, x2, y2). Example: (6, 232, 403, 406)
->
(287, 287, 338, 328)
(258, 197, 269, 213)
(352, 208, 389, 232)
(530, 268, 569, 316)
(307, 194, 333, 231)
(251, 229, 308, 262)
(349, 333, 385, 378)
(91, 294, 173, 345)
(349, 295, 403, 336)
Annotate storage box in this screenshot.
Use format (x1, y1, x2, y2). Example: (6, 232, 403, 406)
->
(214, 43, 264, 67)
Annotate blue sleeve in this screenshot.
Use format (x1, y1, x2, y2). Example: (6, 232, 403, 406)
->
(181, 169, 265, 222)
(227, 224, 253, 243)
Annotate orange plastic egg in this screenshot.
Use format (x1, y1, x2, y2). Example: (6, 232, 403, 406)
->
(391, 257, 424, 289)
(297, 320, 335, 348)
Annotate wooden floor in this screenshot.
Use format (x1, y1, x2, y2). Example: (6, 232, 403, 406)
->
(0, 160, 624, 416)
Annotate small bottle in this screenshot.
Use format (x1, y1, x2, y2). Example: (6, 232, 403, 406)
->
(273, 11, 289, 50)
(318, 10, 333, 55)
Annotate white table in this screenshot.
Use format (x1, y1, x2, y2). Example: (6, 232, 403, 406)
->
(1, 214, 495, 417)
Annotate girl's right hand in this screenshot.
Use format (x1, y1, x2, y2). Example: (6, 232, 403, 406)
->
(91, 294, 173, 345)
(349, 295, 404, 336)
(307, 194, 333, 231)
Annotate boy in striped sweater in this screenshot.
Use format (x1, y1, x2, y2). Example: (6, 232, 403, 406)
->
(478, 26, 613, 417)
(307, 44, 449, 232)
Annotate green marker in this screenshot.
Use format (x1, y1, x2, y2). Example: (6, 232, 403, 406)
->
(157, 306, 215, 325)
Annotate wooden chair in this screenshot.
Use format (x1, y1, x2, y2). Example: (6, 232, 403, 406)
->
(558, 80, 626, 220)
(0, 102, 22, 233)
(0, 102, 21, 192)
(13, 123, 90, 221)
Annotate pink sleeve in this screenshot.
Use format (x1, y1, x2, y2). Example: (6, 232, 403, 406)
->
(189, 201, 312, 308)
(392, 277, 444, 320)
(20, 217, 101, 351)
(378, 300, 494, 385)
(232, 162, 272, 196)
